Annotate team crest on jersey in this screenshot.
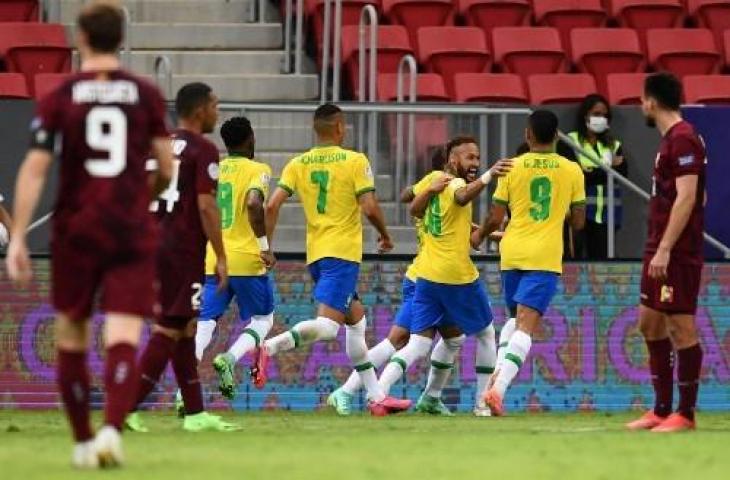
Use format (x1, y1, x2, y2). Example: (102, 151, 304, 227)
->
(365, 164, 373, 179)
(678, 155, 695, 166)
(208, 163, 220, 180)
(660, 285, 674, 304)
(261, 172, 271, 185)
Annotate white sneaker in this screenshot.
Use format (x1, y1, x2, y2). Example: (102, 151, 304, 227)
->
(72, 440, 99, 469)
(95, 425, 124, 468)
(473, 399, 492, 417)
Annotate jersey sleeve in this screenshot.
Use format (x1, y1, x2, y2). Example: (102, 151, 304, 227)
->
(278, 160, 298, 196)
(448, 177, 467, 196)
(29, 90, 61, 151)
(670, 134, 704, 178)
(412, 171, 436, 196)
(570, 164, 587, 206)
(196, 142, 220, 194)
(248, 164, 272, 199)
(353, 153, 376, 197)
(492, 176, 509, 206)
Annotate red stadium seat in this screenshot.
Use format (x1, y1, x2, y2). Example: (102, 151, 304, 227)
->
(308, 0, 381, 67)
(377, 72, 450, 101)
(417, 26, 491, 96)
(684, 74, 730, 104)
(610, 0, 684, 51)
(453, 73, 527, 103)
(0, 72, 30, 98)
(383, 0, 455, 47)
(528, 73, 597, 104)
(606, 73, 647, 105)
(571, 28, 644, 97)
(647, 28, 721, 79)
(458, 0, 531, 49)
(533, 0, 608, 58)
(688, 1, 730, 47)
(725, 30, 730, 70)
(0, 0, 37, 21)
(34, 72, 71, 99)
(493, 27, 567, 77)
(341, 25, 413, 98)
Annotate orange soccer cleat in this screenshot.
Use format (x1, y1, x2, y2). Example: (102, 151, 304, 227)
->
(250, 345, 270, 389)
(626, 411, 667, 431)
(483, 388, 505, 417)
(368, 396, 412, 417)
(651, 413, 696, 433)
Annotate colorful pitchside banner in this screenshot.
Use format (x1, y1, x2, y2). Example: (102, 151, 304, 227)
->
(1, 260, 729, 412)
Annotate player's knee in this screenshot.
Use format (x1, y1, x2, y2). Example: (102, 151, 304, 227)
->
(443, 334, 466, 351)
(388, 327, 410, 350)
(251, 313, 274, 331)
(639, 316, 666, 341)
(317, 317, 341, 340)
(476, 324, 496, 344)
(55, 315, 89, 351)
(668, 317, 699, 349)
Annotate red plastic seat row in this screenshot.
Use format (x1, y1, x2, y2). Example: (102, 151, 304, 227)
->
(0, 72, 69, 99)
(0, 0, 37, 21)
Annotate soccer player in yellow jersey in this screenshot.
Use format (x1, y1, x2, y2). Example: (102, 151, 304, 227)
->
(472, 110, 586, 416)
(178, 116, 277, 402)
(252, 103, 411, 416)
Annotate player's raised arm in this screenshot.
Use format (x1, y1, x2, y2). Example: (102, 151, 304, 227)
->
(410, 173, 453, 218)
(454, 158, 513, 206)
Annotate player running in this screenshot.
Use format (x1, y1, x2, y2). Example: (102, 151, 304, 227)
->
(191, 116, 276, 400)
(5, 2, 173, 468)
(472, 110, 586, 416)
(626, 73, 706, 433)
(380, 136, 510, 416)
(125, 83, 238, 433)
(252, 103, 411, 416)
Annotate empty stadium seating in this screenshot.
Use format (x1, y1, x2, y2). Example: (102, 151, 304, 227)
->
(453, 73, 527, 103)
(458, 0, 531, 48)
(34, 72, 70, 99)
(528, 73, 597, 104)
(688, 1, 730, 46)
(308, 0, 381, 67)
(611, 0, 685, 51)
(572, 28, 644, 96)
(383, 0, 455, 46)
(606, 73, 647, 104)
(0, 0, 37, 21)
(684, 74, 730, 104)
(377, 72, 450, 101)
(533, 0, 607, 57)
(647, 28, 721, 78)
(0, 72, 29, 98)
(493, 27, 567, 77)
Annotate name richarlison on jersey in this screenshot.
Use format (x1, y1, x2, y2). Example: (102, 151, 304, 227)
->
(300, 151, 347, 165)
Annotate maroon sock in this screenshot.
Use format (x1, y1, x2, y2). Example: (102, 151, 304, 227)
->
(132, 332, 177, 410)
(172, 337, 204, 415)
(646, 338, 674, 417)
(677, 343, 703, 421)
(104, 343, 138, 431)
(57, 350, 93, 442)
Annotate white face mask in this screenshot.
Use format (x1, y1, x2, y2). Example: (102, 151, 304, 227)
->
(587, 116, 609, 134)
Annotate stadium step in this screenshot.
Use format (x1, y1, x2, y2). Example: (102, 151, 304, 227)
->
(168, 74, 318, 102)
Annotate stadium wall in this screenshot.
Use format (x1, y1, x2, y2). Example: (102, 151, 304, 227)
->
(2, 258, 728, 412)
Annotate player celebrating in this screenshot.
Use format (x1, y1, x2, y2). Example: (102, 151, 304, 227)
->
(626, 73, 706, 433)
(191, 116, 276, 400)
(253, 103, 411, 416)
(472, 110, 586, 416)
(5, 2, 173, 468)
(125, 83, 237, 433)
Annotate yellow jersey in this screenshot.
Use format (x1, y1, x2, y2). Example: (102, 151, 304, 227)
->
(411, 173, 479, 285)
(278, 145, 375, 265)
(405, 170, 443, 282)
(205, 156, 272, 276)
(492, 151, 586, 274)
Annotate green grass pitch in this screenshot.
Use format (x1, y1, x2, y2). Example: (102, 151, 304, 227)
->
(2, 410, 729, 480)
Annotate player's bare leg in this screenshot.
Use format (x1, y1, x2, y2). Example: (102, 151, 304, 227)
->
(473, 324, 497, 416)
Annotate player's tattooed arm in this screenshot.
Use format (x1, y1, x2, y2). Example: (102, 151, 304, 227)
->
(359, 191, 393, 253)
(472, 203, 507, 250)
(400, 186, 415, 204)
(410, 174, 453, 218)
(247, 189, 275, 269)
(199, 192, 229, 290)
(148, 137, 174, 196)
(454, 158, 513, 207)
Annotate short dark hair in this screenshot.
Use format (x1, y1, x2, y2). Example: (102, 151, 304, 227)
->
(314, 103, 342, 121)
(446, 135, 477, 158)
(220, 116, 254, 151)
(528, 110, 559, 145)
(644, 72, 682, 111)
(175, 82, 213, 118)
(77, 2, 124, 54)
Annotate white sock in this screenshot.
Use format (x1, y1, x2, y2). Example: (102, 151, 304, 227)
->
(496, 318, 517, 367)
(379, 334, 432, 395)
(228, 313, 274, 361)
(494, 330, 532, 397)
(475, 324, 497, 402)
(195, 319, 216, 361)
(265, 317, 340, 355)
(341, 338, 396, 395)
(424, 335, 465, 398)
(345, 317, 384, 402)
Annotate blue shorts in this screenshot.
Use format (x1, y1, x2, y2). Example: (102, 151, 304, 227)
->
(200, 274, 274, 321)
(501, 270, 559, 315)
(308, 257, 359, 314)
(393, 277, 416, 330)
(411, 278, 493, 336)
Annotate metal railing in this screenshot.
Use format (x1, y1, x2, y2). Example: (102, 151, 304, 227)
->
(320, 0, 343, 101)
(121, 6, 131, 69)
(154, 55, 173, 100)
(283, 0, 304, 74)
(393, 54, 416, 223)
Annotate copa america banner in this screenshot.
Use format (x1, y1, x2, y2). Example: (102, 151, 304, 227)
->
(1, 260, 728, 412)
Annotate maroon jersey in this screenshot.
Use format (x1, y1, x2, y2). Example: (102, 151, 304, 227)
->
(32, 70, 168, 254)
(645, 120, 706, 264)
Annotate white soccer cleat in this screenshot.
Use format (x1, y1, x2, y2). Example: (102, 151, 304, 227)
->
(72, 440, 99, 469)
(473, 398, 493, 417)
(95, 425, 124, 468)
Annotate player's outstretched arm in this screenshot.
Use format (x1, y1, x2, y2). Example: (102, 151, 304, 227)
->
(454, 158, 513, 206)
(6, 149, 52, 286)
(359, 191, 393, 253)
(148, 137, 174, 196)
(410, 173, 453, 218)
(472, 203, 507, 250)
(264, 187, 289, 250)
(247, 190, 275, 269)
(198, 193, 228, 290)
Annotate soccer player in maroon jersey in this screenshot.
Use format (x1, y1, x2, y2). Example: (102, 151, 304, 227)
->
(5, 2, 173, 468)
(125, 82, 238, 434)
(626, 73, 706, 433)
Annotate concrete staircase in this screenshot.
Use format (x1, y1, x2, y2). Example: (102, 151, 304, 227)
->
(59, 0, 319, 101)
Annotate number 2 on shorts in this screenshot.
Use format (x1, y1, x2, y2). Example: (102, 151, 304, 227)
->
(529, 176, 552, 222)
(310, 170, 329, 214)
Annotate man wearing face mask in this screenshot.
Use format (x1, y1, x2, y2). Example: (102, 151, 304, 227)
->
(568, 94, 628, 259)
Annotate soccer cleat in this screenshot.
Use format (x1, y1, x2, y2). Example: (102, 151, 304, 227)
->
(175, 389, 185, 418)
(625, 411, 667, 431)
(327, 388, 354, 416)
(182, 411, 241, 432)
(72, 440, 99, 469)
(483, 388, 505, 417)
(94, 426, 124, 468)
(124, 411, 149, 433)
(213, 352, 237, 400)
(251, 345, 270, 389)
(473, 398, 492, 417)
(415, 394, 455, 417)
(368, 396, 412, 417)
(651, 413, 696, 433)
